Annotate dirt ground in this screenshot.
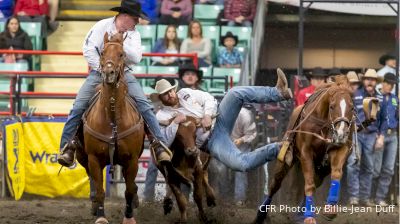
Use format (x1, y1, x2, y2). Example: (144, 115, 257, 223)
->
(0, 197, 398, 224)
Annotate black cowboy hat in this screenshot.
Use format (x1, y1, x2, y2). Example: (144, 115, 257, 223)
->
(220, 31, 239, 46)
(328, 67, 342, 76)
(306, 67, 327, 79)
(178, 63, 203, 81)
(383, 72, 398, 85)
(110, 0, 148, 20)
(379, 53, 396, 66)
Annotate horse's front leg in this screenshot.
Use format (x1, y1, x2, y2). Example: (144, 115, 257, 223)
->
(88, 154, 108, 224)
(299, 150, 317, 224)
(122, 157, 139, 224)
(323, 146, 349, 220)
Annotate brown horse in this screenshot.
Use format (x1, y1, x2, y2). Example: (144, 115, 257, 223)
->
(161, 116, 216, 223)
(254, 76, 355, 224)
(75, 32, 145, 224)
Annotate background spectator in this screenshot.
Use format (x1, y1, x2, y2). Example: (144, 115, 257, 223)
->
(231, 105, 257, 206)
(177, 63, 203, 90)
(296, 67, 327, 106)
(377, 53, 396, 94)
(151, 25, 181, 66)
(346, 71, 361, 93)
(48, 0, 59, 31)
(0, 0, 14, 18)
(218, 31, 242, 68)
(14, 0, 51, 36)
(373, 72, 398, 207)
(224, 0, 256, 27)
(160, 0, 192, 25)
(138, 0, 158, 24)
(0, 16, 33, 63)
(180, 20, 212, 67)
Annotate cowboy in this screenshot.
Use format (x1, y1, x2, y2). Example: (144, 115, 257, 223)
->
(373, 72, 399, 207)
(218, 31, 242, 68)
(327, 67, 342, 83)
(347, 71, 361, 93)
(177, 63, 203, 90)
(346, 69, 386, 206)
(377, 53, 396, 77)
(151, 68, 292, 172)
(296, 67, 328, 106)
(58, 0, 173, 170)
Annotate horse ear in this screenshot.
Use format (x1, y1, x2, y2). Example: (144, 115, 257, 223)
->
(104, 32, 109, 44)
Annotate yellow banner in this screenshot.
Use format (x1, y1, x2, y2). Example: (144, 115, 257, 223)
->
(5, 121, 25, 200)
(4, 118, 91, 199)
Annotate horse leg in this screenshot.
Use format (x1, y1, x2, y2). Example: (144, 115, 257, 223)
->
(88, 155, 108, 224)
(169, 181, 189, 223)
(122, 158, 139, 224)
(253, 160, 292, 224)
(193, 165, 207, 223)
(202, 169, 216, 207)
(163, 185, 174, 215)
(322, 146, 349, 220)
(299, 151, 317, 224)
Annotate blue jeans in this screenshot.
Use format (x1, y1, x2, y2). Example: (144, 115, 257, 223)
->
(373, 132, 398, 202)
(227, 20, 252, 27)
(60, 70, 166, 148)
(143, 157, 159, 201)
(234, 144, 251, 201)
(207, 86, 282, 172)
(346, 132, 376, 200)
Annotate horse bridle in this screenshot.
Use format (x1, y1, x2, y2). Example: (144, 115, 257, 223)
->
(100, 42, 125, 85)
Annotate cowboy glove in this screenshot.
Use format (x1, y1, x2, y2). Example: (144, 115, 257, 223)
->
(201, 115, 212, 131)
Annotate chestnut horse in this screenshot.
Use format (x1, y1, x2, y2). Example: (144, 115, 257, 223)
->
(76, 33, 145, 224)
(161, 116, 216, 223)
(255, 76, 355, 224)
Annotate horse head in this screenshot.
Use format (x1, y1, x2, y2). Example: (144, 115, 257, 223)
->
(327, 76, 354, 146)
(100, 32, 125, 85)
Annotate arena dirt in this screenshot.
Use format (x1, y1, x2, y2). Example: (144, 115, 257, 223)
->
(0, 198, 398, 224)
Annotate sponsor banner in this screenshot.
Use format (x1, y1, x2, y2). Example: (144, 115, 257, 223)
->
(3, 117, 90, 199)
(270, 0, 396, 16)
(4, 121, 25, 200)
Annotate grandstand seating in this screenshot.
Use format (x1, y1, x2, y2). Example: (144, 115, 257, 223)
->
(0, 62, 29, 111)
(194, 4, 224, 25)
(157, 25, 188, 40)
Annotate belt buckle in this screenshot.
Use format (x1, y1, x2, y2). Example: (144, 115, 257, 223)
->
(387, 129, 392, 135)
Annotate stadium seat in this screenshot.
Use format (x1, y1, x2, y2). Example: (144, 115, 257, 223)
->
(199, 66, 212, 91)
(139, 44, 152, 66)
(157, 25, 188, 40)
(194, 4, 224, 25)
(221, 26, 252, 47)
(20, 22, 42, 50)
(148, 66, 178, 74)
(212, 67, 241, 89)
(136, 25, 157, 48)
(132, 65, 147, 86)
(0, 62, 29, 111)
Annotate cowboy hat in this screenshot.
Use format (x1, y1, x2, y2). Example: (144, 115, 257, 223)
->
(379, 53, 396, 66)
(149, 79, 179, 102)
(220, 31, 239, 47)
(383, 72, 398, 85)
(346, 71, 360, 83)
(305, 67, 328, 79)
(328, 68, 342, 76)
(110, 0, 148, 20)
(178, 63, 203, 81)
(362, 69, 383, 83)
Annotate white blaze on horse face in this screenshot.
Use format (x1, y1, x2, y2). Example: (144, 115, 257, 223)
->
(338, 99, 347, 135)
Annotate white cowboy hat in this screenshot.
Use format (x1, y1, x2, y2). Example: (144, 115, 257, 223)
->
(362, 69, 383, 83)
(346, 71, 360, 83)
(149, 79, 178, 102)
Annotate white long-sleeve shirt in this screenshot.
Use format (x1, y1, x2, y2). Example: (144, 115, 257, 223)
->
(156, 88, 218, 147)
(231, 108, 257, 151)
(82, 17, 142, 71)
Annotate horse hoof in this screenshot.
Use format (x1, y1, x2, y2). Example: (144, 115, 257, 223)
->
(163, 197, 173, 215)
(95, 217, 109, 224)
(304, 217, 316, 224)
(123, 217, 137, 224)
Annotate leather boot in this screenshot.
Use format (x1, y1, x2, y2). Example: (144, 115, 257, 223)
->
(57, 141, 77, 167)
(276, 68, 293, 100)
(150, 139, 172, 164)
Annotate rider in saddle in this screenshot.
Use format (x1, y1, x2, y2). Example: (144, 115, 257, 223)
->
(58, 0, 172, 169)
(150, 68, 293, 172)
